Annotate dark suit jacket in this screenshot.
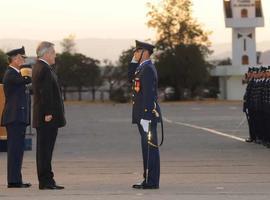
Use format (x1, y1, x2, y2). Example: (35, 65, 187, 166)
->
(129, 60, 161, 124)
(1, 67, 31, 126)
(32, 59, 66, 128)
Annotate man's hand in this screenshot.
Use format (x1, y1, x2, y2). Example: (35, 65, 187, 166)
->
(140, 119, 151, 132)
(45, 115, 53, 122)
(131, 56, 138, 63)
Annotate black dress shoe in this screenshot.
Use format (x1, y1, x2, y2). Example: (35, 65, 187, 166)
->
(245, 138, 255, 143)
(132, 183, 144, 189)
(39, 184, 64, 190)
(132, 183, 159, 189)
(8, 183, 31, 188)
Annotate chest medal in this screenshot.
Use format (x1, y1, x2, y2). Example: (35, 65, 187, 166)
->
(134, 78, 141, 93)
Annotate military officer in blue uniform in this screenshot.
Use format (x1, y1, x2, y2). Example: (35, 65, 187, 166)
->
(1, 47, 32, 188)
(129, 40, 162, 189)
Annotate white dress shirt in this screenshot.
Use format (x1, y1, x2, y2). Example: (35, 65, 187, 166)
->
(9, 65, 20, 73)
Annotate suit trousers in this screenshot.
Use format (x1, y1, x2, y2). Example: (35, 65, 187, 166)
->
(36, 126, 58, 185)
(137, 122, 160, 186)
(6, 122, 26, 184)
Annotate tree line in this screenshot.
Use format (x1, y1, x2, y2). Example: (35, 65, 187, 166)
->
(0, 35, 132, 102)
(0, 0, 221, 101)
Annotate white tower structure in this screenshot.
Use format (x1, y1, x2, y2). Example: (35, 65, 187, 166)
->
(211, 0, 264, 100)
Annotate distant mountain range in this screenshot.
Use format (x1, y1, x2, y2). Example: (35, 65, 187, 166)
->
(0, 38, 135, 63)
(1, 38, 270, 63)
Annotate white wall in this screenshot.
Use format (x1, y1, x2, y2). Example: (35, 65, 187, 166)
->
(225, 0, 264, 28)
(232, 28, 256, 66)
(226, 76, 247, 100)
(232, 0, 256, 19)
(218, 77, 227, 99)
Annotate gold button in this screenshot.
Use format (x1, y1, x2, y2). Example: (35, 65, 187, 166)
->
(145, 109, 148, 112)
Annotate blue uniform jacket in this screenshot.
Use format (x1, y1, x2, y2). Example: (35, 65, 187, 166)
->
(1, 67, 31, 126)
(129, 60, 161, 124)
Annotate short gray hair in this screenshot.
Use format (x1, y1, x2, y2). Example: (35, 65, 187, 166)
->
(36, 41, 54, 58)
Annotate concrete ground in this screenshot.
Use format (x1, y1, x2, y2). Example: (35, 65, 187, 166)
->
(1, 101, 270, 200)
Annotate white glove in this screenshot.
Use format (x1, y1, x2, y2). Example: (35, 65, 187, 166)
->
(131, 56, 138, 63)
(140, 119, 151, 132)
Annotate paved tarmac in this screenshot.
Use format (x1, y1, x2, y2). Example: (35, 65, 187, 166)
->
(1, 101, 270, 200)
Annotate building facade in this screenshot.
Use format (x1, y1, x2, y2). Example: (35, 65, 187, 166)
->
(211, 0, 264, 100)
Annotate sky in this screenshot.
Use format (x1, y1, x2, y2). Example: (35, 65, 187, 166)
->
(0, 0, 269, 45)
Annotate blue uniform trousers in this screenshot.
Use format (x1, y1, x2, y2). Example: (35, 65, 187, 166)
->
(6, 122, 26, 184)
(137, 122, 160, 186)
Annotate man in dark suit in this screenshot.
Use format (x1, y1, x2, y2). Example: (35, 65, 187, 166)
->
(128, 40, 162, 189)
(32, 41, 66, 190)
(1, 47, 32, 188)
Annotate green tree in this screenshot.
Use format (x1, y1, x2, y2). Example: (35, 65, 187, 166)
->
(147, 0, 211, 53)
(147, 0, 212, 99)
(81, 55, 101, 101)
(60, 34, 76, 54)
(157, 44, 211, 99)
(118, 47, 134, 70)
(58, 33, 101, 101)
(70, 54, 101, 101)
(56, 52, 76, 100)
(0, 50, 8, 82)
(56, 53, 101, 101)
(101, 48, 134, 102)
(113, 47, 135, 102)
(116, 47, 134, 86)
(218, 58, 232, 66)
(102, 60, 116, 100)
(58, 35, 77, 100)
